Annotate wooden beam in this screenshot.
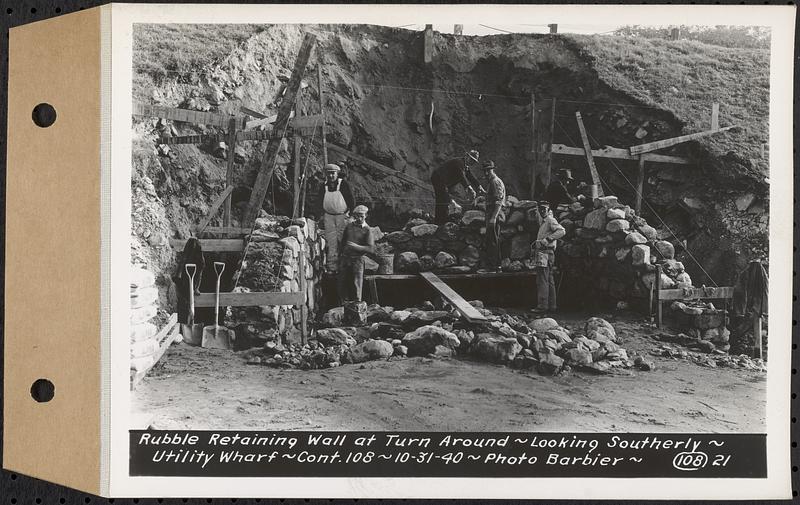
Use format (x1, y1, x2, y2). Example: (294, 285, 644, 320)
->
(319, 142, 433, 192)
(133, 103, 246, 129)
(193, 185, 235, 233)
(635, 155, 646, 214)
(529, 93, 536, 199)
(243, 33, 317, 228)
(711, 102, 719, 130)
(317, 63, 328, 165)
(293, 95, 302, 218)
(200, 227, 250, 236)
(551, 144, 692, 165)
(160, 133, 225, 145)
(194, 291, 305, 307)
(224, 118, 238, 227)
(629, 126, 736, 156)
(545, 97, 556, 187)
(419, 272, 487, 322)
(657, 286, 734, 301)
(366, 271, 535, 281)
(169, 238, 245, 252)
(240, 105, 268, 119)
(575, 111, 604, 196)
(243, 112, 324, 131)
(424, 25, 433, 64)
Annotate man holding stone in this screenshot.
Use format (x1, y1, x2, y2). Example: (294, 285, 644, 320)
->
(317, 163, 354, 273)
(338, 205, 375, 303)
(430, 149, 485, 225)
(532, 201, 566, 313)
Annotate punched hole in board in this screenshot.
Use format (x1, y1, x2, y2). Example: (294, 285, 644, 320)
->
(32, 103, 57, 128)
(30, 378, 54, 402)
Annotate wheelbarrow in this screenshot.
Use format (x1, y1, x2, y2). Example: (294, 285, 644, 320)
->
(201, 261, 235, 350)
(180, 263, 204, 346)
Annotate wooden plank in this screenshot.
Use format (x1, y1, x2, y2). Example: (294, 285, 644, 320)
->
(224, 118, 238, 227)
(551, 144, 692, 165)
(321, 142, 433, 192)
(241, 105, 269, 119)
(193, 185, 235, 233)
(133, 103, 246, 129)
(236, 129, 283, 142)
(318, 64, 329, 165)
(711, 102, 719, 130)
(635, 155, 645, 214)
(194, 291, 305, 307)
(545, 97, 556, 187)
(293, 95, 302, 218)
(367, 271, 535, 281)
(529, 94, 536, 199)
(130, 314, 178, 390)
(160, 133, 224, 145)
(424, 25, 433, 63)
(169, 238, 245, 252)
(419, 271, 487, 322)
(657, 286, 735, 301)
(575, 111, 603, 196)
(629, 126, 736, 156)
(243, 33, 317, 228)
(200, 227, 251, 236)
(298, 243, 308, 344)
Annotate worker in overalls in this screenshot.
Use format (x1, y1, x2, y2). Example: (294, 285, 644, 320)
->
(431, 149, 485, 224)
(318, 163, 354, 273)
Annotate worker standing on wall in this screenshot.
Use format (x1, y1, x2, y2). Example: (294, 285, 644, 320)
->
(317, 163, 354, 273)
(430, 149, 485, 224)
(482, 160, 506, 271)
(532, 201, 566, 313)
(338, 205, 375, 303)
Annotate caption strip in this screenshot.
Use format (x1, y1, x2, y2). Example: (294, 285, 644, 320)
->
(130, 431, 765, 478)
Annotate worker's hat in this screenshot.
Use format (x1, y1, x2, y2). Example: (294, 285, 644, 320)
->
(324, 163, 341, 173)
(466, 150, 480, 163)
(353, 204, 369, 214)
(559, 168, 574, 179)
(481, 160, 495, 170)
(537, 200, 550, 209)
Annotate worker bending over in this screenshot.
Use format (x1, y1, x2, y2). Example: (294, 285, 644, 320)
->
(482, 160, 506, 271)
(431, 149, 484, 224)
(338, 205, 375, 303)
(318, 163, 354, 273)
(532, 201, 566, 313)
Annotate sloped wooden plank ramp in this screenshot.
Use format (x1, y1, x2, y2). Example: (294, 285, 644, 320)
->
(419, 271, 487, 322)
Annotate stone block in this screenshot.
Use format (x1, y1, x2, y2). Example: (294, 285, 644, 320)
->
(510, 232, 532, 259)
(625, 232, 647, 245)
(631, 244, 650, 266)
(583, 208, 607, 230)
(606, 219, 630, 233)
(411, 223, 439, 237)
(654, 240, 675, 260)
(606, 208, 626, 220)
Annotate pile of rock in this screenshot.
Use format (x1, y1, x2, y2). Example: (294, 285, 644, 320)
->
(650, 342, 766, 371)
(383, 199, 541, 274)
(668, 300, 730, 352)
(228, 214, 325, 346)
(555, 195, 691, 302)
(242, 300, 637, 376)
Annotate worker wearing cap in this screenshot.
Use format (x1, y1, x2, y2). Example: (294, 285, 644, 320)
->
(543, 168, 578, 209)
(430, 149, 485, 225)
(532, 201, 566, 313)
(338, 205, 375, 303)
(318, 163, 355, 273)
(482, 160, 506, 271)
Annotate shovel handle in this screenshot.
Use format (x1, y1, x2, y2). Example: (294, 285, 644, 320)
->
(214, 261, 225, 276)
(185, 263, 197, 279)
(185, 263, 197, 324)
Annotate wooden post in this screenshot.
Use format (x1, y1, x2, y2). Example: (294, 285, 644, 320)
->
(529, 93, 537, 199)
(635, 155, 646, 214)
(546, 98, 556, 187)
(670, 27, 680, 40)
(454, 25, 463, 35)
(243, 33, 316, 227)
(317, 63, 328, 165)
(754, 314, 762, 359)
(298, 242, 308, 344)
(424, 25, 433, 64)
(548, 24, 558, 34)
(656, 264, 663, 328)
(293, 93, 302, 218)
(224, 117, 238, 227)
(575, 111, 604, 196)
(711, 102, 719, 130)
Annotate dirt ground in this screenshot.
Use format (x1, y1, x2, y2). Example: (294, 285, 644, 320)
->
(132, 312, 766, 433)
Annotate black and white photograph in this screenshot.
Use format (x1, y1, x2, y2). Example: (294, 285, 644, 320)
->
(117, 4, 792, 497)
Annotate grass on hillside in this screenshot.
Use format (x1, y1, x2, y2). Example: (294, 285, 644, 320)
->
(133, 24, 264, 83)
(567, 34, 770, 177)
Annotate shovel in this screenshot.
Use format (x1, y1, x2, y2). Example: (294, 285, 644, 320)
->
(181, 263, 204, 346)
(202, 261, 235, 350)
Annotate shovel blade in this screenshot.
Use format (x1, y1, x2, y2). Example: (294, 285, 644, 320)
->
(182, 324, 204, 346)
(202, 325, 235, 350)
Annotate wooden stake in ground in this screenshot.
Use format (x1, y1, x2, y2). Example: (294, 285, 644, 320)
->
(636, 155, 646, 214)
(317, 63, 328, 165)
(224, 117, 238, 227)
(575, 111, 604, 196)
(243, 33, 317, 227)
